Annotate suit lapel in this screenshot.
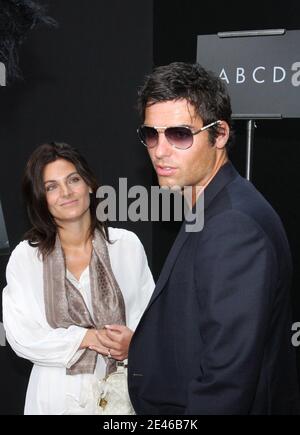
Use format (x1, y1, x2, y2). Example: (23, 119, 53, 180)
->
(145, 161, 239, 312)
(146, 220, 192, 309)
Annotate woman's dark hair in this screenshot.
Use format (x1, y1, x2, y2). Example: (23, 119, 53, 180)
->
(22, 142, 108, 257)
(137, 62, 234, 149)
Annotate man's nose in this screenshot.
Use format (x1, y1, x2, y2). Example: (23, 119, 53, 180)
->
(153, 131, 173, 159)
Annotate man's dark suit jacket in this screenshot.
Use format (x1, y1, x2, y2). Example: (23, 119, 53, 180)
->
(128, 161, 300, 415)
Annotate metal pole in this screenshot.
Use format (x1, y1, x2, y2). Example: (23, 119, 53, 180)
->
(0, 200, 10, 255)
(246, 120, 255, 181)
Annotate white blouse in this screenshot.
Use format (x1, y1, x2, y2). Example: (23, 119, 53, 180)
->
(2, 228, 154, 415)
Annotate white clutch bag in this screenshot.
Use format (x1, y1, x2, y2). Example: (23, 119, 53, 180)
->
(95, 362, 135, 415)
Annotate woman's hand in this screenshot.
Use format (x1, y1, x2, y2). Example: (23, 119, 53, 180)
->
(90, 325, 133, 361)
(79, 329, 107, 355)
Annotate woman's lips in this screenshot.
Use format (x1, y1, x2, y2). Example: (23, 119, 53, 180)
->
(60, 200, 78, 207)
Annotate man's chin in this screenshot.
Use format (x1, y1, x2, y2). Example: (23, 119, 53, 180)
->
(157, 177, 182, 190)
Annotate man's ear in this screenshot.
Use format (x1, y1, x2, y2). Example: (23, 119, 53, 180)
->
(215, 121, 230, 150)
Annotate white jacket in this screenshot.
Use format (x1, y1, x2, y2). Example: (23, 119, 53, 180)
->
(2, 227, 154, 415)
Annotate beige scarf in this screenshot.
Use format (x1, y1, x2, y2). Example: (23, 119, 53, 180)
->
(43, 229, 126, 376)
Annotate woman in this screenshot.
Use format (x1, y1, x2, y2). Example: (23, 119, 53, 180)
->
(2, 142, 154, 415)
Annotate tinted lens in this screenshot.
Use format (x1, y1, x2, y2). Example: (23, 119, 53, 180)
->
(165, 127, 193, 149)
(139, 126, 158, 148)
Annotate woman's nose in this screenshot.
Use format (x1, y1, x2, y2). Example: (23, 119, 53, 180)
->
(60, 182, 72, 196)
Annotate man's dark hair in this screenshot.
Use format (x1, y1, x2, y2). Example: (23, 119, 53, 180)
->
(137, 62, 234, 148)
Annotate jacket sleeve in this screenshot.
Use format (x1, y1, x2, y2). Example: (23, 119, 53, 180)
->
(186, 210, 277, 414)
(2, 247, 87, 368)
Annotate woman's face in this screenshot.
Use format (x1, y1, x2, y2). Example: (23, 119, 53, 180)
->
(43, 158, 91, 224)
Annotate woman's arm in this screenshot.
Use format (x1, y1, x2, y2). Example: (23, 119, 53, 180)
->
(2, 248, 87, 368)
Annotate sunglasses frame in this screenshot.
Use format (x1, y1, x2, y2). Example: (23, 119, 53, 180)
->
(137, 120, 221, 150)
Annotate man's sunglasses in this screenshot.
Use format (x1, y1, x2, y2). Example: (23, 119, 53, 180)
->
(137, 120, 221, 150)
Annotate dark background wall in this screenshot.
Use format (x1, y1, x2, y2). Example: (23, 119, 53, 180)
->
(0, 0, 299, 415)
(0, 0, 153, 415)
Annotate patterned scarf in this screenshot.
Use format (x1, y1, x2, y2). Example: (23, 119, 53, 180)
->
(43, 229, 126, 376)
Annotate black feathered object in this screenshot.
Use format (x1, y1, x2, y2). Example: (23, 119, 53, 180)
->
(0, 0, 56, 83)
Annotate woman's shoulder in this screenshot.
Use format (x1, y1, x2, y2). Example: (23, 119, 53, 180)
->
(8, 240, 40, 266)
(108, 226, 142, 245)
(107, 227, 147, 258)
(106, 227, 151, 281)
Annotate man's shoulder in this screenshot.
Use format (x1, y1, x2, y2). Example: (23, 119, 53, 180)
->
(227, 176, 284, 231)
(209, 171, 283, 231)
(204, 175, 290, 258)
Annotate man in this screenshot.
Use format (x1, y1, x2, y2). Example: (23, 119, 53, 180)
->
(128, 62, 300, 415)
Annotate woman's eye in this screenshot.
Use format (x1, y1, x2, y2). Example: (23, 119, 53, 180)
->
(45, 184, 56, 192)
(69, 176, 81, 183)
